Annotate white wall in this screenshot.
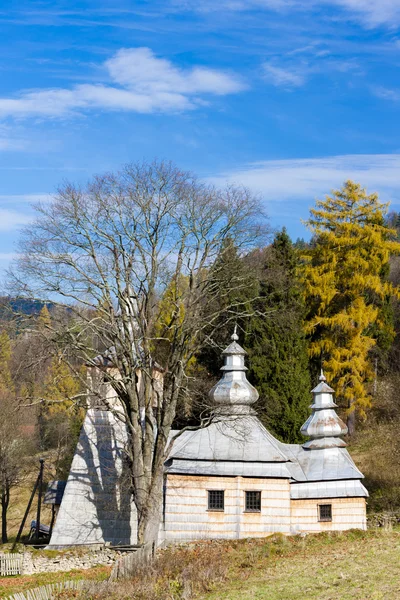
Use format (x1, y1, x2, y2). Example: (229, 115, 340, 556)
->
(49, 409, 137, 547)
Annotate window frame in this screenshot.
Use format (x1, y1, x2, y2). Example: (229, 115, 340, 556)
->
(244, 490, 262, 513)
(318, 503, 332, 522)
(207, 489, 225, 512)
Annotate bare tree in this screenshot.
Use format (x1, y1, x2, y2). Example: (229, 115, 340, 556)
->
(0, 392, 27, 543)
(10, 160, 268, 545)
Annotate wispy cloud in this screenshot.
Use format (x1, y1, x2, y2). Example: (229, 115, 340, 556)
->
(176, 0, 400, 27)
(0, 253, 18, 261)
(262, 64, 305, 88)
(0, 47, 246, 119)
(210, 154, 400, 204)
(261, 53, 360, 90)
(0, 194, 52, 205)
(327, 0, 400, 28)
(0, 138, 28, 151)
(373, 86, 400, 101)
(0, 209, 33, 231)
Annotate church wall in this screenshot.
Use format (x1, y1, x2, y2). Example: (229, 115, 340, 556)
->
(163, 475, 291, 543)
(49, 409, 138, 547)
(290, 497, 367, 533)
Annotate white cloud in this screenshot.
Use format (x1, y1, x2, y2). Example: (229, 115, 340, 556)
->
(0, 253, 18, 261)
(0, 47, 246, 119)
(262, 64, 305, 88)
(373, 87, 400, 101)
(180, 0, 400, 27)
(210, 154, 400, 204)
(0, 209, 33, 231)
(0, 194, 52, 205)
(327, 0, 400, 27)
(0, 138, 27, 151)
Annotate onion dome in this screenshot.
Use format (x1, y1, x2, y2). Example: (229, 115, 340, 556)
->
(209, 327, 259, 415)
(300, 370, 348, 449)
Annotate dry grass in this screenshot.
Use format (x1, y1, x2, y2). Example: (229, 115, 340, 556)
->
(0, 565, 110, 598)
(349, 374, 400, 516)
(50, 529, 400, 600)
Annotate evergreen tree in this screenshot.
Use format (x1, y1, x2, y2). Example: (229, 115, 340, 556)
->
(196, 237, 257, 377)
(302, 180, 400, 434)
(245, 229, 311, 443)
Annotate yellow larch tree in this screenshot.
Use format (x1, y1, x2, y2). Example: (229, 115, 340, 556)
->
(0, 331, 14, 394)
(43, 354, 82, 414)
(302, 180, 400, 433)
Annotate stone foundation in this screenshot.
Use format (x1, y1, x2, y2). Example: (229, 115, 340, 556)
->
(22, 548, 121, 575)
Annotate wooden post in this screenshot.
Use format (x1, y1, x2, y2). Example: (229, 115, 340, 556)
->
(35, 459, 45, 541)
(12, 469, 40, 551)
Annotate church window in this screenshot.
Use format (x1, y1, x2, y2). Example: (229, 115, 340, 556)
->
(318, 504, 332, 522)
(208, 490, 224, 511)
(245, 491, 261, 512)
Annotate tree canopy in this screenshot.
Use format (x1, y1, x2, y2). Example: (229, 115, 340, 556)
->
(302, 180, 400, 432)
(245, 229, 311, 442)
(10, 160, 267, 544)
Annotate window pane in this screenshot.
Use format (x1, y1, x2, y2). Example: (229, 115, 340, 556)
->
(245, 491, 261, 512)
(319, 504, 332, 521)
(208, 490, 224, 510)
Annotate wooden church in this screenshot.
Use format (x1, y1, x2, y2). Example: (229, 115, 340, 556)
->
(48, 330, 367, 547)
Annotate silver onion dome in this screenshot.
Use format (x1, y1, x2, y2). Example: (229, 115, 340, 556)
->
(209, 327, 259, 415)
(301, 370, 348, 449)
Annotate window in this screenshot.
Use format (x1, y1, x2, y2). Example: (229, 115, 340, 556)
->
(208, 490, 224, 511)
(245, 491, 261, 512)
(318, 504, 332, 522)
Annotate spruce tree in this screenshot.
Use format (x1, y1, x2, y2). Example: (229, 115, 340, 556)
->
(245, 229, 311, 443)
(302, 180, 400, 433)
(197, 237, 258, 376)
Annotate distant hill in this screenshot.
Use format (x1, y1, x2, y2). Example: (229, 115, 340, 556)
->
(0, 297, 55, 319)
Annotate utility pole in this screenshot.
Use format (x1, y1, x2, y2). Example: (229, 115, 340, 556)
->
(35, 458, 45, 541)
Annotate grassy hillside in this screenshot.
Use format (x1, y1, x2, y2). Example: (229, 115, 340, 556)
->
(51, 529, 400, 600)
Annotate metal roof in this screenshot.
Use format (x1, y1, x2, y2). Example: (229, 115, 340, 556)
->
(166, 344, 368, 500)
(165, 459, 292, 478)
(290, 479, 368, 500)
(281, 444, 365, 482)
(300, 371, 348, 449)
(169, 415, 289, 463)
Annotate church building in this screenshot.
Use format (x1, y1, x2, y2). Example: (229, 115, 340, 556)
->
(49, 330, 368, 548)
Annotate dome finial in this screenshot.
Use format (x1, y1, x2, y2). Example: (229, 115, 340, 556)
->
(300, 372, 347, 449)
(208, 327, 258, 415)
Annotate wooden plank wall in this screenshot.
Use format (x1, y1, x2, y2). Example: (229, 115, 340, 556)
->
(290, 497, 367, 532)
(164, 475, 291, 542)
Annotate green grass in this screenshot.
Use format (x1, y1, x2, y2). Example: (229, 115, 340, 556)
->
(203, 530, 400, 600)
(56, 529, 400, 600)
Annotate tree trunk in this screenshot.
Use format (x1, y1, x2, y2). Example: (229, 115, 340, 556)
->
(347, 399, 356, 436)
(1, 490, 9, 544)
(136, 474, 163, 548)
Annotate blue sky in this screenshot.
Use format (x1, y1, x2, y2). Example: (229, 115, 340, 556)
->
(2, 0, 400, 282)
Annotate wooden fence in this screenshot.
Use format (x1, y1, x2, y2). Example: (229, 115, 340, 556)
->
(0, 554, 23, 577)
(5, 579, 85, 600)
(109, 542, 153, 580)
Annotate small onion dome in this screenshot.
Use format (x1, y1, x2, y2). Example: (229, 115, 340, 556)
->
(300, 370, 348, 449)
(209, 328, 259, 415)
